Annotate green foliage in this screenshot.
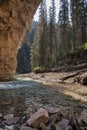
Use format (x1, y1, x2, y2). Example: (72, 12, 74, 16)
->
(79, 43, 87, 50)
(17, 21, 38, 74)
(31, 1, 49, 70)
(27, 21, 38, 44)
(30, 0, 87, 70)
(30, 25, 41, 69)
(45, 60, 56, 68)
(33, 66, 45, 73)
(66, 43, 87, 57)
(16, 42, 31, 74)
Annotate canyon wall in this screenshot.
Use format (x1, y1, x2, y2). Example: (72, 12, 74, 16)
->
(0, 0, 40, 81)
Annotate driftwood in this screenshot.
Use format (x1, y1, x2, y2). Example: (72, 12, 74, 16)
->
(57, 63, 87, 72)
(60, 69, 87, 82)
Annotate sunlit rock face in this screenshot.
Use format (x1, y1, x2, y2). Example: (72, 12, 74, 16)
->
(0, 0, 40, 81)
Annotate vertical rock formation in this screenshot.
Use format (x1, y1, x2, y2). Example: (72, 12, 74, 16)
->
(0, 0, 40, 81)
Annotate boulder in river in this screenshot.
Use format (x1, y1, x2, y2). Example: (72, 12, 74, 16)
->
(27, 108, 49, 128)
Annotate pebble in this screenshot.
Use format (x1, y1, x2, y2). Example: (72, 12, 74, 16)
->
(4, 117, 20, 126)
(4, 114, 14, 120)
(5, 124, 14, 130)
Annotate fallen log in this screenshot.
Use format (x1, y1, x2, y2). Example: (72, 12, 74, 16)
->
(60, 69, 87, 82)
(34, 63, 87, 73)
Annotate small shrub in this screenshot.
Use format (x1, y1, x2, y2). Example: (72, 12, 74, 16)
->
(33, 66, 45, 73)
(79, 43, 87, 50)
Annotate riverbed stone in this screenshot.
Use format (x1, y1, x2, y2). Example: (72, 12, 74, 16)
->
(39, 122, 47, 130)
(66, 125, 73, 130)
(5, 124, 14, 130)
(51, 124, 61, 130)
(27, 108, 49, 128)
(44, 107, 60, 115)
(24, 108, 33, 115)
(20, 126, 37, 130)
(4, 114, 14, 120)
(78, 109, 87, 124)
(57, 119, 69, 130)
(4, 117, 20, 125)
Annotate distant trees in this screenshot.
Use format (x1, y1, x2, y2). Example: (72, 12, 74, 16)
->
(39, 0, 48, 68)
(16, 42, 31, 74)
(58, 0, 69, 40)
(31, 0, 48, 70)
(48, 0, 57, 66)
(17, 21, 38, 73)
(31, 26, 41, 69)
(31, 0, 87, 71)
(17, 0, 87, 73)
(31, 0, 58, 70)
(70, 0, 87, 49)
(58, 0, 71, 58)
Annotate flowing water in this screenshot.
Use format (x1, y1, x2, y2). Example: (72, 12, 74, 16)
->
(0, 78, 87, 116)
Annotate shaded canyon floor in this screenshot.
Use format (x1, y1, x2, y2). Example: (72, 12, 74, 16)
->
(0, 72, 87, 116)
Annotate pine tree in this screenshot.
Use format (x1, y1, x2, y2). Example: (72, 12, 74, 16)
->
(31, 26, 41, 69)
(31, 0, 48, 70)
(70, 0, 87, 49)
(39, 0, 47, 68)
(17, 42, 31, 73)
(80, 0, 87, 43)
(58, 0, 70, 57)
(48, 0, 57, 66)
(85, 0, 87, 42)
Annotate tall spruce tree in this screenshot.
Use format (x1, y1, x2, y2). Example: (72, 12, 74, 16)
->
(39, 0, 47, 68)
(48, 0, 57, 66)
(31, 0, 48, 70)
(58, 0, 70, 57)
(31, 26, 41, 69)
(70, 0, 87, 49)
(17, 42, 31, 73)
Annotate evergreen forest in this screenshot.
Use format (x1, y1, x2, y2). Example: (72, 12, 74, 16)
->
(17, 0, 87, 73)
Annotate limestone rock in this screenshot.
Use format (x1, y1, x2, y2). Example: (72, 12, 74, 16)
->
(27, 108, 49, 128)
(0, 0, 40, 81)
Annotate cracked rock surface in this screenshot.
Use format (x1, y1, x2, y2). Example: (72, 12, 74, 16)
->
(0, 0, 40, 81)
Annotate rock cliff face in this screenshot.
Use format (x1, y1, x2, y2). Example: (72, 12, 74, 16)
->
(0, 0, 40, 81)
